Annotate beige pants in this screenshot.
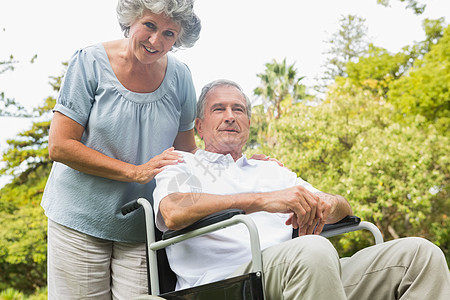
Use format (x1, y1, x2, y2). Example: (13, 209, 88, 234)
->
(232, 235, 450, 300)
(47, 219, 148, 300)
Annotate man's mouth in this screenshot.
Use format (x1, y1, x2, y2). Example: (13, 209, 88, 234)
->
(221, 128, 239, 133)
(144, 45, 158, 54)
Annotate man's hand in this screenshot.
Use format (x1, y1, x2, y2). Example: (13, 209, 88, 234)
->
(293, 192, 339, 236)
(261, 186, 321, 230)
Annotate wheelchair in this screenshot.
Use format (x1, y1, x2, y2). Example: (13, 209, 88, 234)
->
(122, 198, 384, 300)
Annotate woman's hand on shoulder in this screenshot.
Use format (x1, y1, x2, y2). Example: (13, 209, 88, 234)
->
(134, 147, 184, 184)
(250, 153, 284, 167)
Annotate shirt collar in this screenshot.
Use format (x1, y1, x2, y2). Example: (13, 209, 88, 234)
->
(195, 149, 258, 167)
(238, 154, 258, 167)
(195, 149, 230, 163)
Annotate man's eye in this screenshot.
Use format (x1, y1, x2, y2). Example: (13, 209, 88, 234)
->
(213, 108, 224, 111)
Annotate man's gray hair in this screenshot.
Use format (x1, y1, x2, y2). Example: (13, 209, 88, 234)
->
(197, 79, 252, 120)
(116, 0, 201, 49)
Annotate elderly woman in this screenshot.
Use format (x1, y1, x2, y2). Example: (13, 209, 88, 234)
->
(41, 0, 201, 299)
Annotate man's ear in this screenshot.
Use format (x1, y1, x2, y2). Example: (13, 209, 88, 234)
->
(195, 118, 203, 138)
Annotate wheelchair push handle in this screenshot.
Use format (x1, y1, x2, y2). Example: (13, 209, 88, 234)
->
(121, 199, 142, 216)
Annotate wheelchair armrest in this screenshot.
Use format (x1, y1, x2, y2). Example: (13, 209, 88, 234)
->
(162, 209, 245, 240)
(291, 215, 360, 238)
(322, 215, 361, 232)
(320, 215, 384, 245)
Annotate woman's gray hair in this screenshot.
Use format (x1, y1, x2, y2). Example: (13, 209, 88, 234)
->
(117, 0, 201, 49)
(197, 79, 252, 120)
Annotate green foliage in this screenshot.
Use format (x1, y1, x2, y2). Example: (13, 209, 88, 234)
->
(420, 18, 446, 55)
(248, 86, 449, 262)
(0, 160, 50, 292)
(0, 55, 16, 75)
(322, 14, 369, 82)
(0, 65, 61, 295)
(248, 21, 449, 262)
(376, 0, 426, 14)
(0, 92, 29, 118)
(254, 58, 307, 119)
(345, 44, 411, 97)
(1, 84, 57, 178)
(0, 29, 37, 118)
(0, 134, 51, 293)
(388, 25, 450, 133)
(0, 286, 47, 300)
(342, 18, 445, 99)
(0, 204, 48, 292)
(246, 19, 449, 264)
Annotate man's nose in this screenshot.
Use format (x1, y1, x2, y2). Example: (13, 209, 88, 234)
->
(224, 108, 235, 123)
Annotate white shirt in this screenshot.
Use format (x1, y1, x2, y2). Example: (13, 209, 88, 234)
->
(153, 149, 320, 290)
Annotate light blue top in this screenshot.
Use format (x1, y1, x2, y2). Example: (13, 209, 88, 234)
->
(41, 43, 197, 242)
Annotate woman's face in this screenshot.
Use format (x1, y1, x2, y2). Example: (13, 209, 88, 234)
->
(128, 10, 181, 64)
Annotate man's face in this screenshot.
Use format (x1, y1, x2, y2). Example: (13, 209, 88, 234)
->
(196, 85, 250, 156)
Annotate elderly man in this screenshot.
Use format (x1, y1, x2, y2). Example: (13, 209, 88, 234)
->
(153, 79, 450, 299)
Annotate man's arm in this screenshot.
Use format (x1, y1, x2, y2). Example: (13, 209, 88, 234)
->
(159, 185, 321, 231)
(160, 190, 352, 236)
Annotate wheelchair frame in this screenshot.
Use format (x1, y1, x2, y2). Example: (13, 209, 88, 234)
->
(122, 197, 384, 299)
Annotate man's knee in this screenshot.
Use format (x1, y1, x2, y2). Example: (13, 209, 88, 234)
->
(375, 236, 447, 275)
(401, 237, 446, 264)
(261, 235, 344, 299)
(286, 235, 340, 268)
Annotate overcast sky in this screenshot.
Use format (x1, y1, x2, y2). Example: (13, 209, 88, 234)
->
(0, 0, 449, 186)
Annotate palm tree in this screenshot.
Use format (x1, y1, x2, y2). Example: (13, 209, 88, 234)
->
(254, 58, 306, 119)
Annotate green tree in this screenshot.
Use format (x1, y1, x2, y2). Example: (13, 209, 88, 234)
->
(322, 15, 368, 83)
(248, 21, 449, 258)
(0, 52, 20, 117)
(0, 68, 62, 294)
(0, 30, 37, 118)
(247, 86, 449, 263)
(343, 19, 447, 100)
(418, 18, 446, 56)
(344, 44, 411, 97)
(254, 58, 307, 119)
(0, 55, 16, 74)
(376, 0, 426, 14)
(388, 24, 450, 133)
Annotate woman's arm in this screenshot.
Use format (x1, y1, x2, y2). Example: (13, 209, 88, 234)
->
(48, 112, 182, 184)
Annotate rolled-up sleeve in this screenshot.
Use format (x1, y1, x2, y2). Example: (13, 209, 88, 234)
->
(53, 49, 97, 127)
(295, 177, 321, 194)
(153, 154, 194, 232)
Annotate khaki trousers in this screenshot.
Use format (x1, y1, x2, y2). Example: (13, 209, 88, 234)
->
(232, 235, 450, 300)
(47, 219, 148, 300)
